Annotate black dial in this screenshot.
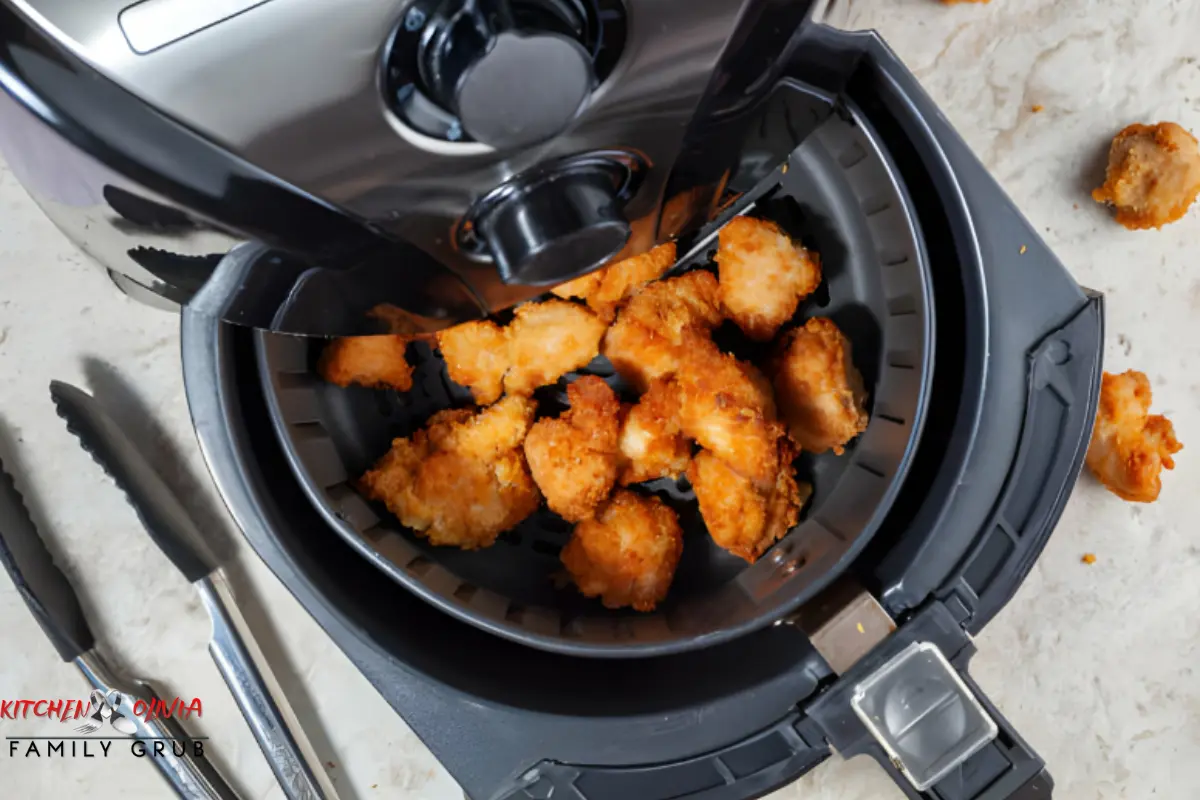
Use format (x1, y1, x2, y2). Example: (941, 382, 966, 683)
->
(419, 0, 594, 149)
(458, 151, 644, 285)
(478, 169, 629, 284)
(383, 0, 626, 145)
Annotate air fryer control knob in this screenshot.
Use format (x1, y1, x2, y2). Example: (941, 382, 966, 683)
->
(475, 167, 631, 285)
(419, 0, 594, 149)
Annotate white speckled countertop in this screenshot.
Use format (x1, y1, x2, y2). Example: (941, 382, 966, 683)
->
(1, 1, 1198, 797)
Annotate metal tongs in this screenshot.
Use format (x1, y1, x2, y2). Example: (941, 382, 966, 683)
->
(0, 430, 238, 797)
(0, 381, 338, 799)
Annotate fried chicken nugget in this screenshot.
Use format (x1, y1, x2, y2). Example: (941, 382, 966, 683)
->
(716, 216, 821, 342)
(524, 377, 621, 521)
(505, 300, 608, 396)
(772, 317, 869, 455)
(1086, 370, 1182, 502)
(431, 395, 539, 461)
(1092, 122, 1200, 230)
(318, 335, 414, 391)
(560, 490, 684, 610)
(674, 340, 784, 487)
(688, 441, 811, 563)
(618, 378, 692, 485)
(602, 271, 724, 391)
(436, 320, 511, 405)
(553, 243, 678, 321)
(359, 397, 540, 548)
(551, 271, 603, 303)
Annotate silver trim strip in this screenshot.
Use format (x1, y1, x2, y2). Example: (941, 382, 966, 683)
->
(119, 0, 272, 53)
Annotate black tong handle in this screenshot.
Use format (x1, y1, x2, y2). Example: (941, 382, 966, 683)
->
(0, 458, 94, 660)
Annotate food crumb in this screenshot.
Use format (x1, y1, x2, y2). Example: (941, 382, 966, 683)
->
(1082, 553, 1097, 565)
(371, 785, 378, 790)
(1073, 203, 1079, 210)
(781, 163, 789, 174)
(1032, 104, 1044, 113)
(856, 622, 865, 634)
(326, 762, 336, 769)
(1019, 245, 1027, 255)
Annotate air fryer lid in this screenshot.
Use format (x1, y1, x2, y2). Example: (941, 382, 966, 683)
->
(257, 98, 934, 658)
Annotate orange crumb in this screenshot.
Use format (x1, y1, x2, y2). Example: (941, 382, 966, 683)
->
(1032, 104, 1044, 113)
(1081, 553, 1097, 565)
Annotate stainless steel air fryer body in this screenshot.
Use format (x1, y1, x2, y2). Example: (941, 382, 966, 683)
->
(0, 0, 828, 334)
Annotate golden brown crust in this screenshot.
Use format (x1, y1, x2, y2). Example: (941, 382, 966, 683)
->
(504, 300, 608, 396)
(1085, 370, 1182, 502)
(771, 317, 869, 455)
(358, 397, 540, 548)
(433, 396, 538, 461)
(560, 490, 683, 610)
(688, 440, 809, 563)
(617, 379, 691, 485)
(601, 271, 724, 391)
(523, 377, 621, 522)
(318, 335, 414, 391)
(1092, 122, 1200, 230)
(436, 320, 511, 405)
(674, 339, 784, 488)
(715, 216, 821, 342)
(552, 243, 678, 322)
(551, 271, 604, 302)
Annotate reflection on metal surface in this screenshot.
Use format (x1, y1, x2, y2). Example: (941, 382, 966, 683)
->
(2, 0, 839, 331)
(74, 649, 240, 799)
(198, 571, 337, 800)
(119, 0, 274, 54)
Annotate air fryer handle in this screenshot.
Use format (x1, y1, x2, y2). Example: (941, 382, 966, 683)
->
(500, 713, 831, 800)
(864, 667, 1053, 800)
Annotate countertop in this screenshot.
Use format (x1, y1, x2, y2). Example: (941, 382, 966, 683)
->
(1, 0, 1198, 797)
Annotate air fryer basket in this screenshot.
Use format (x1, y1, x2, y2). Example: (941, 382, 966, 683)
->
(256, 101, 933, 657)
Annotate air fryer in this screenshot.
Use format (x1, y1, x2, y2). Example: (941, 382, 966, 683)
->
(0, 1, 1103, 798)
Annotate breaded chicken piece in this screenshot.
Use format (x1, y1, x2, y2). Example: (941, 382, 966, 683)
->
(436, 320, 511, 405)
(716, 216, 821, 342)
(359, 398, 540, 548)
(505, 300, 608, 396)
(318, 335, 414, 391)
(430, 395, 538, 461)
(772, 317, 869, 455)
(1086, 370, 1182, 502)
(688, 442, 810, 563)
(674, 340, 784, 488)
(618, 378, 691, 485)
(553, 243, 677, 321)
(551, 271, 603, 303)
(1093, 122, 1200, 230)
(524, 377, 621, 522)
(560, 490, 684, 610)
(602, 271, 724, 391)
